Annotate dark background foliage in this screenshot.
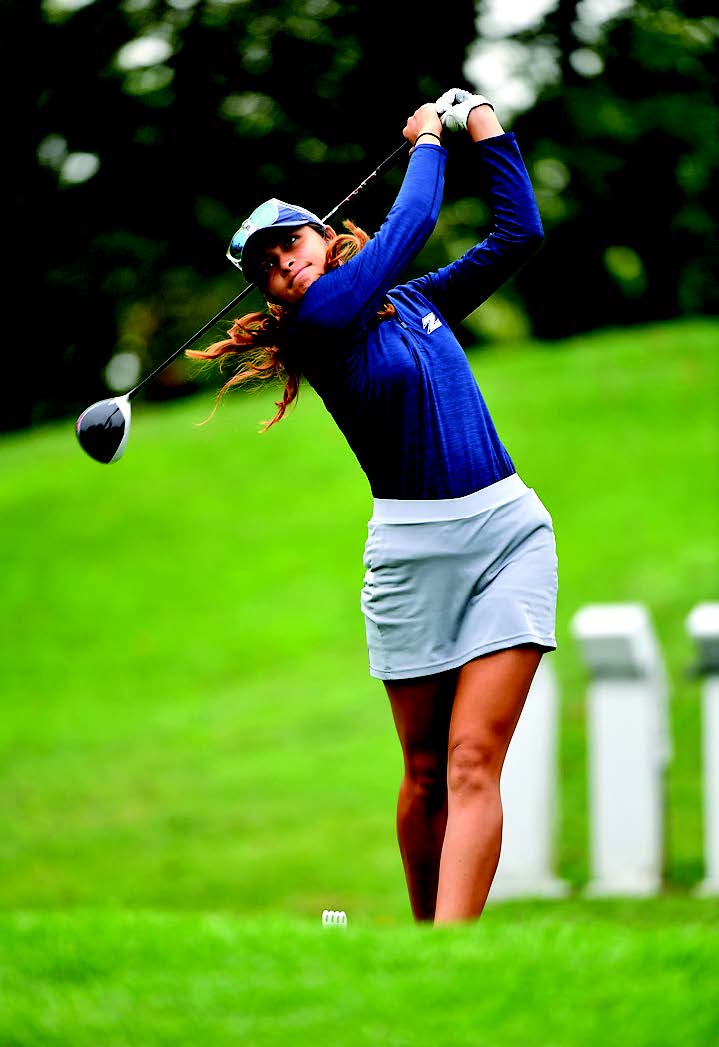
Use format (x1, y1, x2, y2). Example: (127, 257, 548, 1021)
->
(9, 0, 716, 432)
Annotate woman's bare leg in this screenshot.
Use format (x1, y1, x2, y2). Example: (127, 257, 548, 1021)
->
(384, 670, 457, 921)
(434, 644, 544, 925)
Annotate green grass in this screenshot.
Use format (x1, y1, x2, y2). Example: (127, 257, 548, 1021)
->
(0, 317, 718, 1043)
(2, 903, 718, 1046)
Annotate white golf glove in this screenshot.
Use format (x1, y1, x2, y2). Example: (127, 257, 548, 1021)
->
(435, 88, 494, 132)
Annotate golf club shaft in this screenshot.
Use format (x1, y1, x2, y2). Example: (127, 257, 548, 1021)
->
(127, 283, 255, 401)
(127, 140, 409, 401)
(320, 140, 409, 226)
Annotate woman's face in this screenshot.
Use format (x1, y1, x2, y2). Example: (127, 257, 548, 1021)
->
(256, 225, 332, 306)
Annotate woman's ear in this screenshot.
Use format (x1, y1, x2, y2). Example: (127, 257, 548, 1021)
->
(324, 225, 338, 240)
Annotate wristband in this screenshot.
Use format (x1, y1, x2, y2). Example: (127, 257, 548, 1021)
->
(415, 131, 442, 145)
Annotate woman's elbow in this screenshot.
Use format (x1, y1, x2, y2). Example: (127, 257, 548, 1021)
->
(412, 213, 441, 252)
(525, 219, 545, 251)
(517, 223, 544, 261)
(426, 209, 442, 240)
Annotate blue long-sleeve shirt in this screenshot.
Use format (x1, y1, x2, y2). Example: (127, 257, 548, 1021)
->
(287, 132, 544, 499)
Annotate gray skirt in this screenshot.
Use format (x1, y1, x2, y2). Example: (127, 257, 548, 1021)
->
(360, 474, 558, 681)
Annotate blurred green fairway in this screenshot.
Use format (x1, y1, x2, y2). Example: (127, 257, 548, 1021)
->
(1, 317, 718, 1044)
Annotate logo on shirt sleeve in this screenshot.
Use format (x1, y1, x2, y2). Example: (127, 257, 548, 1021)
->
(421, 312, 443, 334)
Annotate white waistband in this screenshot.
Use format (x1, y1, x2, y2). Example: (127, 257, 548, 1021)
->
(371, 474, 530, 523)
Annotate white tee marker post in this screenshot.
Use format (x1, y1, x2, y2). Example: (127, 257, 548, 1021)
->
(489, 657, 570, 901)
(686, 602, 719, 897)
(571, 604, 672, 897)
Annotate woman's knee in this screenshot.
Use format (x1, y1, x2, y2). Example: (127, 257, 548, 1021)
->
(446, 737, 501, 801)
(404, 749, 447, 805)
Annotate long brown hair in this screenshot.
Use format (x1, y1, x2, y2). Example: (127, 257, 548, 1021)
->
(186, 220, 394, 431)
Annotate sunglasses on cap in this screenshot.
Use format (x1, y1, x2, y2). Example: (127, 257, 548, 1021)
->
(226, 200, 281, 271)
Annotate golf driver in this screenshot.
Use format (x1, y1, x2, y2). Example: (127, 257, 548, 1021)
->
(76, 140, 409, 464)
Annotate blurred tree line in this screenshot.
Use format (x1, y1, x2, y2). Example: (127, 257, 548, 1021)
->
(8, 0, 716, 432)
(507, 0, 717, 340)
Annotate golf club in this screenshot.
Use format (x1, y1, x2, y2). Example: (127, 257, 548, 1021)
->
(76, 140, 409, 464)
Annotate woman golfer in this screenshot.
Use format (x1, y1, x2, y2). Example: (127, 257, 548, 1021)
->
(189, 89, 558, 924)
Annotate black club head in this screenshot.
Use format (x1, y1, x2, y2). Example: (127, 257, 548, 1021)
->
(75, 396, 131, 464)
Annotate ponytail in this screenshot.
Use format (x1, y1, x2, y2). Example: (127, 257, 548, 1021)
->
(186, 304, 297, 431)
